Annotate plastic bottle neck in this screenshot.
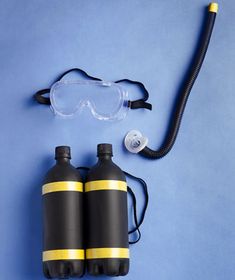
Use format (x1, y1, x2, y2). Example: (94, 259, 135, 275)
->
(56, 158, 71, 164)
(98, 155, 113, 162)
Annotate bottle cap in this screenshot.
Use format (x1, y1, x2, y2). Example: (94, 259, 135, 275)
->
(97, 143, 113, 156)
(55, 146, 71, 159)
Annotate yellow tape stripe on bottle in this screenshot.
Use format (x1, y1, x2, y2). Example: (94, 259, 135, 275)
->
(85, 180, 127, 192)
(42, 181, 83, 195)
(86, 248, 129, 259)
(43, 249, 85, 261)
(208, 3, 218, 13)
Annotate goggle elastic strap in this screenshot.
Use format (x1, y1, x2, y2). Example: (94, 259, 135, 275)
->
(34, 68, 152, 111)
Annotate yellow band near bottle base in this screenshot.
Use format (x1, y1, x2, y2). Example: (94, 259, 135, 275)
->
(43, 249, 85, 261)
(208, 3, 218, 13)
(42, 181, 83, 195)
(85, 180, 127, 192)
(86, 248, 129, 259)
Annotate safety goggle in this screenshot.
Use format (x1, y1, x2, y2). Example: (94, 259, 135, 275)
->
(34, 68, 152, 121)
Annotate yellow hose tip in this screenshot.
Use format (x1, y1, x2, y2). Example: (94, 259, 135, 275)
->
(208, 2, 218, 13)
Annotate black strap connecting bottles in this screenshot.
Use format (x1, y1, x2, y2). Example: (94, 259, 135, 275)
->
(77, 167, 148, 244)
(34, 68, 152, 110)
(125, 171, 149, 244)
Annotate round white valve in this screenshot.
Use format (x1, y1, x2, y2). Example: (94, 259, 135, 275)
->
(124, 130, 148, 153)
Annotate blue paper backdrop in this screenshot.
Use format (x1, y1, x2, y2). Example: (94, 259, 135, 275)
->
(0, 0, 234, 279)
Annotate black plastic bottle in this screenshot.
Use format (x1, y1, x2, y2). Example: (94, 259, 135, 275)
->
(42, 146, 84, 278)
(85, 144, 129, 276)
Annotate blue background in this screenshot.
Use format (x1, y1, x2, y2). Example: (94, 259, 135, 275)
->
(0, 0, 234, 279)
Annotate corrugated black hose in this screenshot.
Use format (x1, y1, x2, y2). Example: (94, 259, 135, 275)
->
(139, 3, 218, 159)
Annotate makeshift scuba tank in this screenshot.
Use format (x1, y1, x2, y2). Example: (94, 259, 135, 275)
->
(33, 3, 218, 279)
(42, 146, 85, 278)
(85, 144, 129, 276)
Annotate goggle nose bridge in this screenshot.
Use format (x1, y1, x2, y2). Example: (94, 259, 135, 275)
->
(77, 99, 96, 111)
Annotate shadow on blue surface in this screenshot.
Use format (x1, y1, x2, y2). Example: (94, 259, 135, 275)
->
(19, 157, 52, 279)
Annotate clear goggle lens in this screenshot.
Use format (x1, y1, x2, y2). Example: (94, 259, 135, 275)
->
(50, 80, 129, 121)
(34, 68, 152, 121)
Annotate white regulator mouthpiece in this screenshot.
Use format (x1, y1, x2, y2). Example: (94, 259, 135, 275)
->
(124, 130, 148, 153)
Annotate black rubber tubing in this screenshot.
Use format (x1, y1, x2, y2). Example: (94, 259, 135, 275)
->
(139, 6, 217, 159)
